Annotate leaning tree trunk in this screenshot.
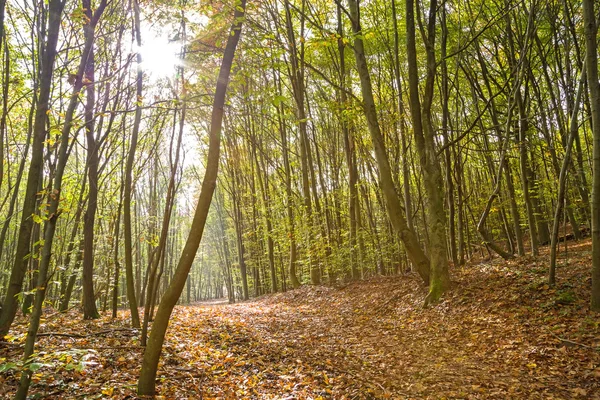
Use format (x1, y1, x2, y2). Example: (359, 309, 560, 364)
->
(346, 0, 430, 286)
(137, 2, 246, 394)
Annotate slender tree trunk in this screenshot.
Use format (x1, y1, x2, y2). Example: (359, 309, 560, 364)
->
(583, 0, 600, 310)
(123, 0, 143, 328)
(346, 0, 430, 286)
(82, 0, 100, 319)
(337, 3, 359, 280)
(505, 160, 525, 256)
(283, 0, 319, 285)
(455, 145, 466, 265)
(216, 189, 235, 302)
(112, 182, 124, 318)
(550, 67, 586, 285)
(276, 72, 301, 288)
(137, 2, 245, 393)
(234, 195, 249, 300)
(254, 136, 277, 292)
(440, 5, 458, 267)
(58, 175, 87, 312)
(0, 0, 64, 338)
(141, 57, 186, 345)
(15, 2, 106, 395)
(0, 0, 8, 192)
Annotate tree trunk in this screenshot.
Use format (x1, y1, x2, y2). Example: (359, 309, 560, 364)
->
(0, 0, 64, 338)
(58, 175, 87, 312)
(15, 2, 106, 395)
(440, 4, 458, 267)
(337, 3, 359, 280)
(137, 2, 245, 393)
(141, 24, 186, 345)
(405, 0, 450, 304)
(346, 0, 430, 286)
(122, 0, 143, 328)
(550, 67, 586, 285)
(276, 71, 301, 288)
(283, 0, 320, 285)
(253, 136, 277, 292)
(82, 0, 100, 319)
(583, 0, 600, 310)
(112, 181, 123, 318)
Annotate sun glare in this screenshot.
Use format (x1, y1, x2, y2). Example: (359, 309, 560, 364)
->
(138, 31, 182, 78)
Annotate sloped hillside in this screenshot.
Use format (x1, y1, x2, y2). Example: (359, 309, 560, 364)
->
(1, 241, 599, 399)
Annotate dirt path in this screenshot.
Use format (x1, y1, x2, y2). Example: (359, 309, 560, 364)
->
(181, 270, 599, 399)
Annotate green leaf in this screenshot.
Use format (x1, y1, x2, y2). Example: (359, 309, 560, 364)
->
(28, 362, 44, 372)
(272, 95, 286, 107)
(0, 362, 18, 373)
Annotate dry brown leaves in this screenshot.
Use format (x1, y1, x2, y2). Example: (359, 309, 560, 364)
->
(1, 240, 600, 399)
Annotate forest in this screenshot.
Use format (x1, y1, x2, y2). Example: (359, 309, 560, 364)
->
(0, 0, 600, 398)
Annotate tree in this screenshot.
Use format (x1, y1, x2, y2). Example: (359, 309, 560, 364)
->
(583, 0, 600, 310)
(346, 0, 430, 286)
(137, 1, 246, 394)
(122, 0, 144, 328)
(15, 0, 108, 396)
(404, 0, 450, 303)
(0, 0, 65, 338)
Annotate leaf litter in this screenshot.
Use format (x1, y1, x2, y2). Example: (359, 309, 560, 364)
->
(1, 240, 599, 399)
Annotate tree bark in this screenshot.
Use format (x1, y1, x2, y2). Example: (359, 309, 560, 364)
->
(123, 0, 143, 328)
(15, 1, 106, 395)
(583, 0, 600, 310)
(0, 0, 65, 338)
(405, 0, 450, 303)
(137, 2, 245, 394)
(346, 0, 430, 286)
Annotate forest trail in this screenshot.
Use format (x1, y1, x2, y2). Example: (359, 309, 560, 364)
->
(1, 241, 600, 399)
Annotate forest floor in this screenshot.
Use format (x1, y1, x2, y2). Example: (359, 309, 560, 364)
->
(1, 240, 600, 399)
